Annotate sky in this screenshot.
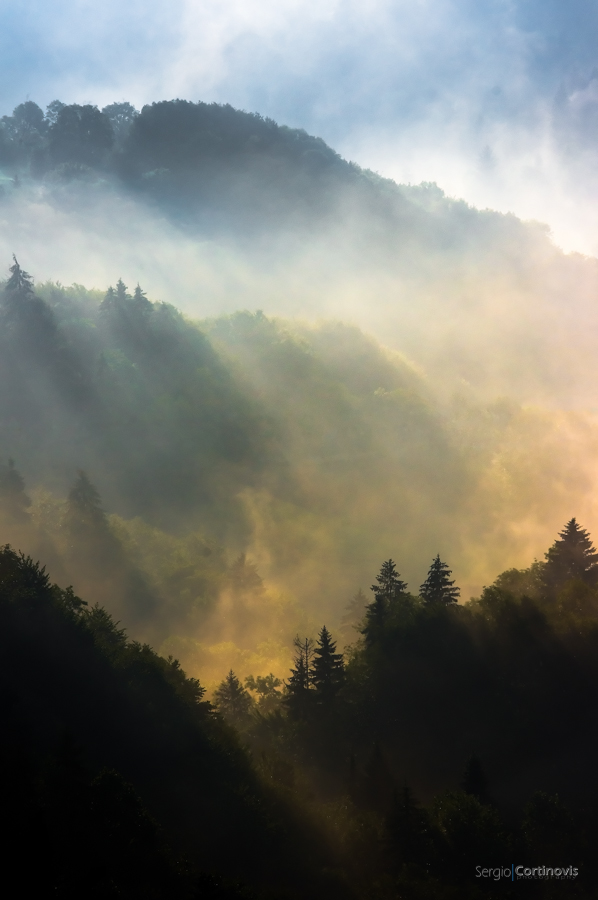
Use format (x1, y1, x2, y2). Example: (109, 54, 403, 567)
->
(1, 1, 598, 253)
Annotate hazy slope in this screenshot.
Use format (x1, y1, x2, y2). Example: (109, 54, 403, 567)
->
(1, 98, 598, 407)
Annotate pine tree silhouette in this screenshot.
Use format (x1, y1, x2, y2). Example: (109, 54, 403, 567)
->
(312, 626, 344, 706)
(362, 559, 408, 643)
(284, 636, 314, 720)
(371, 559, 408, 603)
(419, 555, 460, 604)
(213, 670, 253, 726)
(543, 518, 598, 592)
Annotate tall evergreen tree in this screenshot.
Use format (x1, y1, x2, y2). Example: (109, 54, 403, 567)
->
(213, 670, 253, 727)
(284, 636, 314, 720)
(371, 559, 408, 604)
(543, 518, 598, 592)
(312, 626, 344, 706)
(419, 555, 460, 604)
(99, 285, 117, 313)
(115, 279, 130, 305)
(133, 284, 152, 315)
(362, 559, 408, 643)
(5, 255, 34, 298)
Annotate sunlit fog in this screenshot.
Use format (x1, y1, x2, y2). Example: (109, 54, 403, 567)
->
(2, 4, 598, 897)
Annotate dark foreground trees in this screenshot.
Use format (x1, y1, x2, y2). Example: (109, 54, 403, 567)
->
(0, 545, 351, 899)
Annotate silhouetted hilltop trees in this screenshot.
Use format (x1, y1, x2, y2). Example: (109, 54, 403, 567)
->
(0, 545, 355, 899)
(0, 95, 546, 254)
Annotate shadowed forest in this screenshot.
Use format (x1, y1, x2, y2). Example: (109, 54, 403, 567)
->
(1, 99, 598, 897)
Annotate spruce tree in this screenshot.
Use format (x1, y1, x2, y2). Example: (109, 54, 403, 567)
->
(133, 284, 152, 315)
(284, 636, 314, 720)
(419, 555, 460, 604)
(371, 558, 408, 604)
(312, 626, 344, 706)
(213, 670, 253, 727)
(5, 255, 34, 298)
(362, 559, 408, 643)
(543, 518, 598, 592)
(99, 286, 116, 313)
(115, 279, 130, 305)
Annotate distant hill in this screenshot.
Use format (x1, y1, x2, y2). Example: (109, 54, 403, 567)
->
(2, 97, 598, 411)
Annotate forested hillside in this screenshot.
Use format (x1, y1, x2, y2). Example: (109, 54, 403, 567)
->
(2, 98, 598, 410)
(3, 259, 598, 685)
(1, 98, 598, 895)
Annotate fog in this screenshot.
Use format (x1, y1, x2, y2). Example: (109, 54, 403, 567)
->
(2, 94, 598, 691)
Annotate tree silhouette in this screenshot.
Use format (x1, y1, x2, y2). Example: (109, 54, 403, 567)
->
(284, 636, 314, 720)
(312, 625, 344, 706)
(213, 670, 253, 727)
(244, 673, 282, 713)
(543, 518, 598, 593)
(5, 255, 34, 298)
(362, 559, 408, 643)
(371, 558, 408, 603)
(419, 555, 460, 604)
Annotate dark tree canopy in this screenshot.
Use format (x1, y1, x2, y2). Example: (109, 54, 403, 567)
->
(543, 517, 598, 592)
(49, 104, 114, 167)
(371, 558, 408, 603)
(213, 670, 253, 726)
(285, 636, 314, 720)
(419, 554, 460, 604)
(311, 625, 344, 706)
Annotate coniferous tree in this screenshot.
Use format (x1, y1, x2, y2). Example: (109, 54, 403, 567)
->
(312, 625, 344, 706)
(543, 518, 598, 593)
(115, 278, 130, 305)
(100, 285, 117, 312)
(5, 255, 34, 299)
(284, 636, 314, 720)
(371, 558, 408, 604)
(362, 559, 408, 644)
(133, 283, 152, 315)
(419, 555, 460, 604)
(213, 670, 253, 727)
